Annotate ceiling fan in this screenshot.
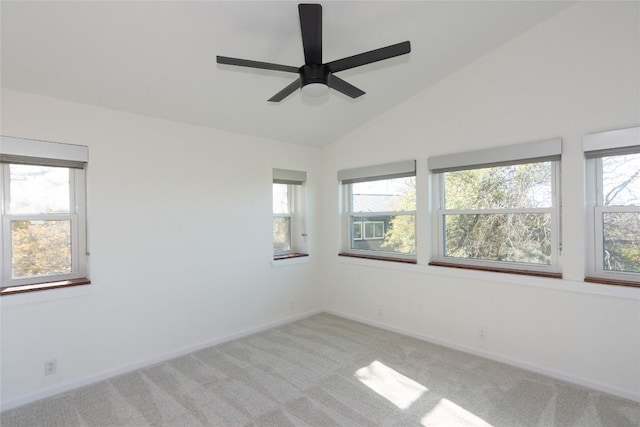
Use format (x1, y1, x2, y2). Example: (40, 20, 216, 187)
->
(217, 3, 411, 102)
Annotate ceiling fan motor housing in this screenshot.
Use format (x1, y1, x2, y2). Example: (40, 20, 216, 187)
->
(300, 63, 330, 88)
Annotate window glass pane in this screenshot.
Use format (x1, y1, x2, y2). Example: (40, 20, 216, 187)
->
(352, 177, 416, 212)
(9, 165, 70, 214)
(444, 162, 552, 210)
(351, 215, 415, 255)
(364, 222, 375, 239)
(602, 212, 640, 273)
(273, 183, 289, 214)
(273, 216, 291, 252)
(353, 222, 362, 240)
(11, 220, 72, 279)
(444, 213, 551, 264)
(601, 153, 640, 207)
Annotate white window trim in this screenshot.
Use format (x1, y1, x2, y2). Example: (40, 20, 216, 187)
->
(584, 127, 639, 283)
(1, 136, 89, 289)
(430, 147, 562, 275)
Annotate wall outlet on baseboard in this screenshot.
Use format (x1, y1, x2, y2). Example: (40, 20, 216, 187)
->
(478, 328, 487, 342)
(44, 359, 57, 376)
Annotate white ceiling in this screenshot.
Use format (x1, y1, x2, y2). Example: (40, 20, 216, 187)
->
(1, 1, 572, 147)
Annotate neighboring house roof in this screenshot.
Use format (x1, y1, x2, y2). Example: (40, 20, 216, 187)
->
(353, 194, 399, 212)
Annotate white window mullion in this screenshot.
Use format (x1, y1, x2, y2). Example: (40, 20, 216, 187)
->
(594, 206, 606, 274)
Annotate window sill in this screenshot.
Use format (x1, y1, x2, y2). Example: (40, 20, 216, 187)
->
(428, 261, 562, 279)
(274, 253, 309, 261)
(1, 278, 91, 296)
(338, 252, 417, 264)
(272, 253, 310, 267)
(584, 276, 639, 288)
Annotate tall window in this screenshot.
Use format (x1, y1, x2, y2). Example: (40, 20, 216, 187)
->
(584, 127, 639, 285)
(273, 168, 308, 260)
(1, 136, 89, 292)
(429, 139, 561, 276)
(339, 160, 416, 262)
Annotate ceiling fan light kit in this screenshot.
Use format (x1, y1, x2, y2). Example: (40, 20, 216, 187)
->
(301, 82, 330, 97)
(217, 3, 411, 102)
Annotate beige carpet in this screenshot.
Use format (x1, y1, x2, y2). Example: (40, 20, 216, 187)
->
(1, 313, 638, 426)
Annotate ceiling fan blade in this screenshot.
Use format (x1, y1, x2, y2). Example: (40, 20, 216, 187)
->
(298, 4, 322, 64)
(268, 78, 301, 102)
(329, 75, 365, 99)
(326, 41, 411, 73)
(217, 56, 299, 73)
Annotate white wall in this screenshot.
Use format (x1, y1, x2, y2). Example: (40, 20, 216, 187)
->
(1, 0, 639, 411)
(0, 89, 322, 409)
(320, 2, 640, 400)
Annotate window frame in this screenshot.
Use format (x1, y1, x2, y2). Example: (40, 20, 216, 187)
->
(428, 139, 563, 276)
(339, 160, 417, 262)
(584, 128, 639, 285)
(273, 182, 294, 257)
(431, 162, 561, 274)
(1, 137, 89, 292)
(272, 169, 308, 260)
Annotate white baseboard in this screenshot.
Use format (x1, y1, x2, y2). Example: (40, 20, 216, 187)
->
(0, 309, 322, 412)
(324, 309, 640, 403)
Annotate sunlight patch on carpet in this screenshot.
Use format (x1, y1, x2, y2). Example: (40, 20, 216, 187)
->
(421, 398, 492, 426)
(354, 360, 427, 410)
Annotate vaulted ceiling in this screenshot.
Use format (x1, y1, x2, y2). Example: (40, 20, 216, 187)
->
(1, 1, 572, 147)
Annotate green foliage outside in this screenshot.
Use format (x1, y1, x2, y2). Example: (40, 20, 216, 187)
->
(11, 220, 71, 279)
(443, 163, 552, 264)
(382, 164, 554, 263)
(381, 177, 416, 254)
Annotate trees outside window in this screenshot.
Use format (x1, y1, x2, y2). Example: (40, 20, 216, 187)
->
(440, 162, 555, 265)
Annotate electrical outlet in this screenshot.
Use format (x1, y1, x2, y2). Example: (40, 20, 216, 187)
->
(44, 359, 57, 376)
(377, 307, 383, 317)
(478, 328, 487, 342)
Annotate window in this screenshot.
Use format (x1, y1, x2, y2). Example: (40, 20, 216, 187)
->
(429, 139, 562, 276)
(1, 136, 89, 293)
(339, 160, 416, 262)
(273, 168, 308, 260)
(584, 127, 639, 286)
(352, 220, 385, 240)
